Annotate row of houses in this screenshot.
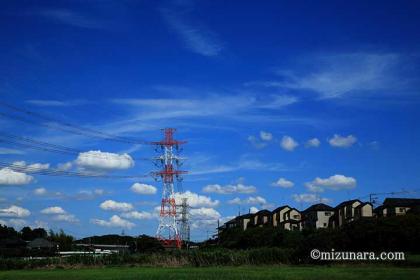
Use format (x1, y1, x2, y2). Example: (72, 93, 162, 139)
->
(219, 198, 420, 233)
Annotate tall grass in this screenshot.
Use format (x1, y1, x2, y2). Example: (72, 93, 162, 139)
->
(0, 248, 294, 270)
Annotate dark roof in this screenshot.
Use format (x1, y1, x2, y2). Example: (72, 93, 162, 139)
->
(225, 218, 236, 224)
(255, 209, 271, 215)
(27, 238, 55, 249)
(238, 213, 254, 219)
(374, 205, 384, 214)
(335, 199, 362, 209)
(302, 203, 334, 213)
(272, 205, 290, 213)
(383, 198, 420, 207)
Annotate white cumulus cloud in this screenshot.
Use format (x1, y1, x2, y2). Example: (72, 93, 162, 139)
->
(76, 150, 134, 170)
(328, 134, 357, 148)
(57, 162, 72, 171)
(12, 161, 50, 172)
(249, 206, 259, 213)
(0, 218, 27, 229)
(91, 215, 135, 229)
(247, 135, 267, 149)
(271, 178, 294, 188)
(292, 193, 331, 204)
(280, 136, 298, 151)
(174, 191, 219, 207)
(121, 211, 154, 220)
(228, 196, 267, 205)
(52, 213, 79, 223)
(202, 183, 256, 194)
(130, 183, 157, 195)
(305, 174, 357, 192)
(260, 131, 273, 141)
(40, 206, 78, 223)
(0, 168, 34, 185)
(40, 206, 66, 215)
(34, 187, 47, 195)
(190, 207, 221, 220)
(0, 205, 31, 218)
(305, 138, 321, 148)
(100, 200, 133, 212)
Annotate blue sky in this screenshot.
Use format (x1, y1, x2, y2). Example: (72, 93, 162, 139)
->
(0, 0, 420, 240)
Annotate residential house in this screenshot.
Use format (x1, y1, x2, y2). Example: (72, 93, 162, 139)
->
(280, 208, 302, 230)
(272, 206, 291, 227)
(302, 203, 334, 229)
(374, 198, 420, 217)
(335, 199, 373, 227)
(354, 202, 373, 220)
(236, 213, 254, 230)
(27, 238, 55, 250)
(251, 210, 272, 227)
(218, 213, 254, 233)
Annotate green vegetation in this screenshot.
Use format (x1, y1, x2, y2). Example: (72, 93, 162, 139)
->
(0, 266, 420, 280)
(219, 214, 420, 255)
(0, 248, 295, 269)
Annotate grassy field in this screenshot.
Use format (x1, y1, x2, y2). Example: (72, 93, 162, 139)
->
(0, 266, 419, 280)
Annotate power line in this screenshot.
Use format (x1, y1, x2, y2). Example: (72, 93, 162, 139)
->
(0, 133, 149, 161)
(0, 101, 148, 144)
(357, 189, 420, 204)
(0, 161, 150, 180)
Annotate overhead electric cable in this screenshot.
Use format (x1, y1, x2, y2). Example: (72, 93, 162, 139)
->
(0, 133, 149, 161)
(0, 101, 148, 144)
(0, 161, 150, 180)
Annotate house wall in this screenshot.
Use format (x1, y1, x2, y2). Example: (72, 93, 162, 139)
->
(287, 209, 301, 221)
(242, 218, 250, 230)
(392, 206, 411, 216)
(361, 204, 373, 217)
(316, 211, 334, 228)
(339, 201, 361, 226)
(272, 207, 290, 227)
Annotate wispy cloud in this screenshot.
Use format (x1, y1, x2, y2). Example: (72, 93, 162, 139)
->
(249, 53, 420, 100)
(110, 93, 300, 126)
(0, 148, 25, 155)
(36, 9, 105, 29)
(26, 99, 87, 107)
(160, 2, 223, 56)
(188, 154, 293, 176)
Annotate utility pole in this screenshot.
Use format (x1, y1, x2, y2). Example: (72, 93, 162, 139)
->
(151, 128, 187, 249)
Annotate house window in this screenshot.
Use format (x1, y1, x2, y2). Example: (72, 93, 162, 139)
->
(325, 212, 331, 216)
(293, 214, 300, 219)
(399, 208, 404, 213)
(323, 223, 327, 227)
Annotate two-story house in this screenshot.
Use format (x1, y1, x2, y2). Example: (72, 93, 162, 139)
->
(374, 198, 420, 217)
(302, 203, 334, 229)
(251, 210, 272, 227)
(278, 207, 302, 230)
(272, 205, 291, 227)
(334, 199, 373, 227)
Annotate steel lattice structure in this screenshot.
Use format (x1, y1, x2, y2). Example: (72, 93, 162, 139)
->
(178, 198, 190, 244)
(151, 128, 187, 249)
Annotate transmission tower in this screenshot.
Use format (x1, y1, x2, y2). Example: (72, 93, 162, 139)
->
(177, 198, 190, 244)
(151, 128, 187, 249)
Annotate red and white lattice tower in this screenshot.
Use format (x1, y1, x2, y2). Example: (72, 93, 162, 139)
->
(151, 128, 187, 249)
